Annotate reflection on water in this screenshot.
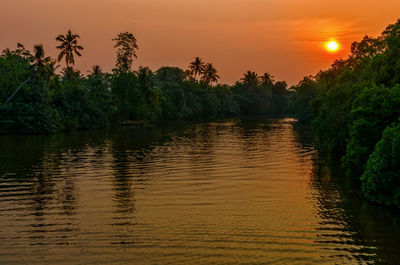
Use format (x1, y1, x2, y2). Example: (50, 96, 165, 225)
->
(0, 119, 399, 264)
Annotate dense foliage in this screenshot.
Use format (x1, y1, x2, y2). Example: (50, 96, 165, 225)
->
(0, 31, 288, 134)
(361, 123, 400, 207)
(290, 19, 400, 207)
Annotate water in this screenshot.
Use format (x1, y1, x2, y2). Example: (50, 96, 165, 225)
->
(1, 119, 399, 265)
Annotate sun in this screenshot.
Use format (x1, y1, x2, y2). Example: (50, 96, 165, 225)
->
(326, 41, 339, 52)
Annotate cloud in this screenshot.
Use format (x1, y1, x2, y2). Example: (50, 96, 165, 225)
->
(288, 18, 366, 43)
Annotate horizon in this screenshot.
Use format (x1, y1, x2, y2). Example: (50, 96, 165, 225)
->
(1, 0, 400, 85)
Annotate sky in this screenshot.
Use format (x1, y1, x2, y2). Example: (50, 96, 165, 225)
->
(1, 0, 400, 85)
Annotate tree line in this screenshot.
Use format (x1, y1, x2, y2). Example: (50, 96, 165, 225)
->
(290, 19, 400, 208)
(0, 31, 288, 134)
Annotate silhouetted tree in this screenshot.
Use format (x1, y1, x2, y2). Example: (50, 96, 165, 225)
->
(61, 66, 81, 81)
(30, 45, 59, 94)
(113, 32, 139, 73)
(241, 71, 259, 89)
(137, 66, 153, 93)
(56, 30, 83, 68)
(31, 45, 53, 81)
(189, 57, 205, 80)
(260, 73, 274, 86)
(88, 65, 103, 78)
(201, 63, 220, 85)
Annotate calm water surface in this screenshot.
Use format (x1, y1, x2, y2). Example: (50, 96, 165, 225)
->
(1, 119, 400, 264)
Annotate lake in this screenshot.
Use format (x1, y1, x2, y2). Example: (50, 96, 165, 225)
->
(1, 119, 399, 264)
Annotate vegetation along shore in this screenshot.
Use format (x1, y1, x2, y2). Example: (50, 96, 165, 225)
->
(1, 20, 400, 208)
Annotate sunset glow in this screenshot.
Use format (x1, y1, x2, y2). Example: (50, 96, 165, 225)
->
(1, 0, 400, 85)
(326, 41, 339, 52)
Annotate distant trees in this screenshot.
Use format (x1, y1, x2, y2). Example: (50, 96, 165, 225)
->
(0, 30, 288, 135)
(113, 32, 139, 73)
(230, 70, 289, 115)
(288, 76, 318, 122)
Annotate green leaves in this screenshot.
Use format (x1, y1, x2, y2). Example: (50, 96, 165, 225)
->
(361, 123, 400, 208)
(342, 85, 400, 179)
(1, 36, 288, 136)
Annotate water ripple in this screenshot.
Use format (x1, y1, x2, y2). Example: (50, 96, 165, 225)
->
(0, 119, 400, 264)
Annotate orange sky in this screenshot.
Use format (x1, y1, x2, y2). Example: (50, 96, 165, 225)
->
(1, 0, 399, 85)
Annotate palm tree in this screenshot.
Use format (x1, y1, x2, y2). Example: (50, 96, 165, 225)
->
(31, 45, 58, 94)
(31, 44, 53, 80)
(61, 66, 81, 81)
(189, 57, 205, 80)
(241, 71, 260, 92)
(88, 65, 103, 78)
(240, 71, 259, 86)
(42, 61, 59, 94)
(260, 72, 274, 86)
(56, 30, 84, 68)
(200, 63, 220, 85)
(137, 66, 159, 109)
